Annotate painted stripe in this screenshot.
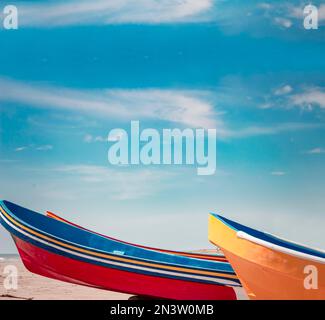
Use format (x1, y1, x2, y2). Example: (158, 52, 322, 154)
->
(46, 211, 227, 262)
(0, 207, 239, 286)
(237, 231, 325, 264)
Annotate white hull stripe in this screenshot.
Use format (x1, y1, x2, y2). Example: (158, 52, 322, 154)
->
(237, 231, 325, 264)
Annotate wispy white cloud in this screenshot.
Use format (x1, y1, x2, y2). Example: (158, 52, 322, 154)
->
(273, 17, 292, 28)
(305, 147, 325, 154)
(220, 123, 319, 139)
(36, 144, 53, 151)
(271, 171, 286, 176)
(274, 85, 293, 96)
(208, 2, 295, 36)
(14, 146, 28, 152)
(107, 130, 127, 142)
(84, 134, 106, 143)
(14, 144, 53, 152)
(1, 77, 321, 140)
(53, 165, 175, 200)
(18, 0, 214, 27)
(239, 81, 325, 113)
(258, 3, 272, 11)
(290, 87, 325, 110)
(83, 134, 93, 143)
(0, 78, 217, 128)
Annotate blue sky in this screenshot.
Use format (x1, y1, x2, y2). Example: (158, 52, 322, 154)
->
(0, 0, 325, 253)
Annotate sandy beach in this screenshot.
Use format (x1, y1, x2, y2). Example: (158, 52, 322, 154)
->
(0, 256, 131, 300)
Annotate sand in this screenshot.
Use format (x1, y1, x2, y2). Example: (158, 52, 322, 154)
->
(0, 257, 131, 300)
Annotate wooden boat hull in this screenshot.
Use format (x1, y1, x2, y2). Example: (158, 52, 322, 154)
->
(0, 200, 241, 300)
(209, 214, 325, 300)
(13, 235, 235, 300)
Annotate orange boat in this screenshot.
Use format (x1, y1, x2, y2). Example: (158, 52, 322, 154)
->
(208, 213, 325, 300)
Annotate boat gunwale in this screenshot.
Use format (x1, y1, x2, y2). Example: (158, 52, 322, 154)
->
(237, 231, 325, 264)
(210, 213, 325, 261)
(46, 210, 226, 261)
